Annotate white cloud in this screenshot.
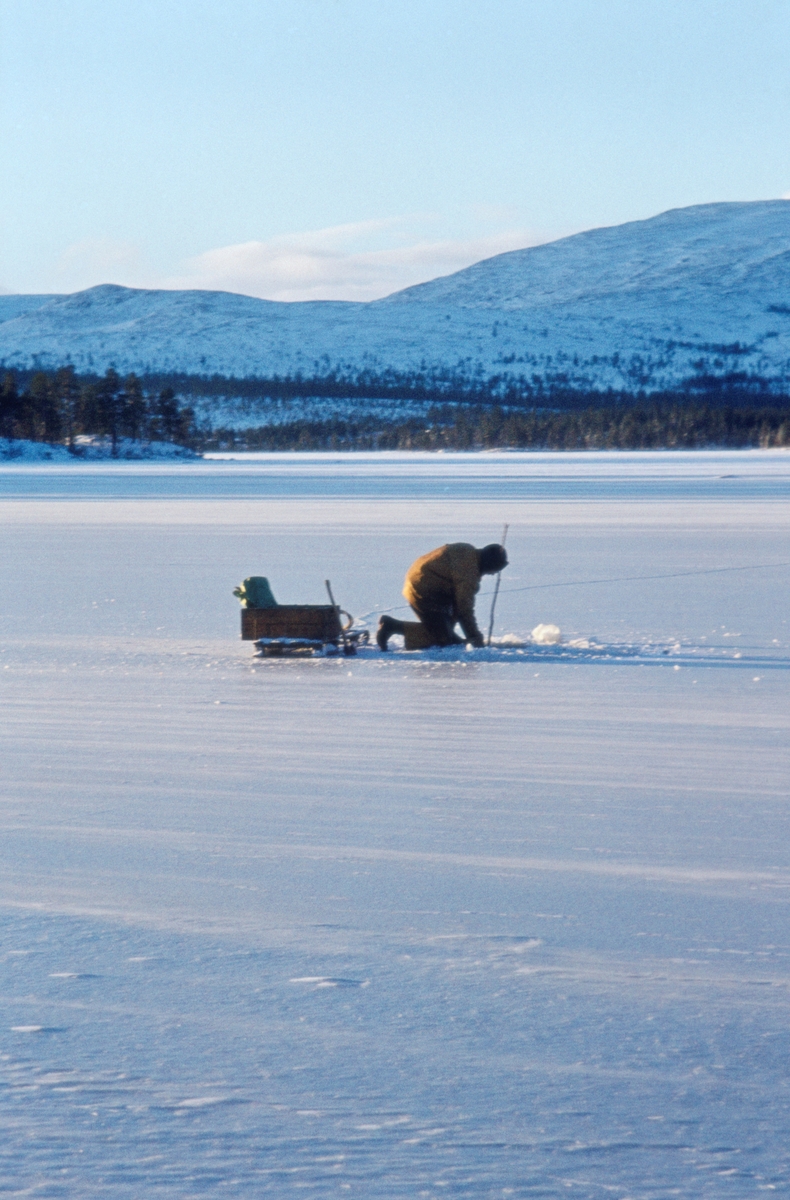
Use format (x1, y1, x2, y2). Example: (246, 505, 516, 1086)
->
(32, 216, 562, 301)
(162, 219, 551, 302)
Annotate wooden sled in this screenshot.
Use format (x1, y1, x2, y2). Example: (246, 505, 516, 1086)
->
(241, 605, 369, 657)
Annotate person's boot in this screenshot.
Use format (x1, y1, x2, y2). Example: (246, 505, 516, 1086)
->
(376, 614, 399, 651)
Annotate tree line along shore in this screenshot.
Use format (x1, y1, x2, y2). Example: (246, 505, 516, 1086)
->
(1, 366, 194, 453)
(2, 365, 789, 453)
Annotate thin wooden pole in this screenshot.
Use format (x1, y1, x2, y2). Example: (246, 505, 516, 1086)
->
(486, 523, 509, 647)
(326, 579, 353, 655)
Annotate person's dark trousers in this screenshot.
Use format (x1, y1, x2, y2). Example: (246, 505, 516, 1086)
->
(410, 599, 465, 647)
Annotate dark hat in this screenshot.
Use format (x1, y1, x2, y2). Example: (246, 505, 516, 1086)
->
(478, 544, 508, 573)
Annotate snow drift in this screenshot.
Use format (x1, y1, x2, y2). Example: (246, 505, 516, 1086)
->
(0, 436, 198, 461)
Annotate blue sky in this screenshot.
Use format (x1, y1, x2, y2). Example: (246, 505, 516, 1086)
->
(2, 0, 789, 299)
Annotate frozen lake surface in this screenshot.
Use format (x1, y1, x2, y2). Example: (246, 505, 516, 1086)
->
(2, 451, 789, 1197)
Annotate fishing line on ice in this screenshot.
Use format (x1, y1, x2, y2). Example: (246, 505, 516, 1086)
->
(358, 559, 790, 621)
(497, 558, 790, 598)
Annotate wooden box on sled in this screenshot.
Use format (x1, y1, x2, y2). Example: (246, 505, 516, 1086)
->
(240, 605, 342, 643)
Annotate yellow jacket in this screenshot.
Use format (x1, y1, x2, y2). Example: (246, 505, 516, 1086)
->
(403, 543, 482, 640)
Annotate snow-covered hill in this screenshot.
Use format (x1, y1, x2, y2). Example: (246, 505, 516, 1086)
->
(2, 201, 790, 391)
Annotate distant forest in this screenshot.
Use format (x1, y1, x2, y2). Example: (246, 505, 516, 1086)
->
(0, 367, 195, 453)
(207, 402, 790, 452)
(2, 365, 789, 452)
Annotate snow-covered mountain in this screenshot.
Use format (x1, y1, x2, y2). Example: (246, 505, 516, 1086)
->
(2, 201, 790, 391)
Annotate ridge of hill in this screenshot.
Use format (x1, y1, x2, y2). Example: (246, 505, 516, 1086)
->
(2, 201, 790, 392)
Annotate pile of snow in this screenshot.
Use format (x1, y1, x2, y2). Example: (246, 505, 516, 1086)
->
(531, 622, 562, 644)
(2, 201, 790, 391)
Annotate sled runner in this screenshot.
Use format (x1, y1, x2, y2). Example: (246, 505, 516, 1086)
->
(242, 604, 368, 656)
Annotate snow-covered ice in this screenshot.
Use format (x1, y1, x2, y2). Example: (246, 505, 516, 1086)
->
(1, 450, 789, 1196)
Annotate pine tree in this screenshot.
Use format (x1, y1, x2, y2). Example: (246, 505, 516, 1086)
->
(26, 373, 61, 442)
(154, 386, 180, 441)
(0, 372, 19, 440)
(96, 368, 122, 455)
(55, 366, 79, 448)
(120, 374, 146, 441)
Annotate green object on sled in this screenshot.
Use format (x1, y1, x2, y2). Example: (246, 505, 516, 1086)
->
(233, 576, 278, 608)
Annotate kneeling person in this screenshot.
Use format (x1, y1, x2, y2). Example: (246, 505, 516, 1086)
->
(377, 542, 508, 651)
